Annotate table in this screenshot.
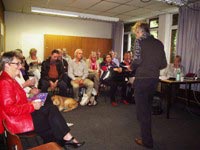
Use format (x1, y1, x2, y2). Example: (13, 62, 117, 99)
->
(159, 79, 200, 119)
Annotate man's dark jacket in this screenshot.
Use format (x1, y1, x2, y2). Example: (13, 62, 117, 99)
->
(40, 57, 65, 81)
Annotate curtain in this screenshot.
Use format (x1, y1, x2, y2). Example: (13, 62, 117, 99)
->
(112, 21, 124, 61)
(177, 2, 200, 75)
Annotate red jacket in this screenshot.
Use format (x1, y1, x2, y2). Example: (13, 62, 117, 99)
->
(0, 110, 3, 134)
(0, 71, 35, 134)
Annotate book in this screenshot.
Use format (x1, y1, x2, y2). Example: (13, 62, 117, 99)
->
(28, 92, 48, 104)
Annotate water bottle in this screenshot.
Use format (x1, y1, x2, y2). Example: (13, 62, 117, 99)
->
(176, 68, 181, 81)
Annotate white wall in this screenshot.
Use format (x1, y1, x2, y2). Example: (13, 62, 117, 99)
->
(4, 11, 112, 60)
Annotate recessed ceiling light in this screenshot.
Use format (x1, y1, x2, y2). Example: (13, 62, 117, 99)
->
(31, 7, 119, 22)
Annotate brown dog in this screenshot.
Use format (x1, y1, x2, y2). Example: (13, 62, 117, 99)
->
(51, 95, 78, 112)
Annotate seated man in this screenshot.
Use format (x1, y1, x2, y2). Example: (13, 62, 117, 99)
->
(38, 49, 68, 97)
(68, 49, 94, 105)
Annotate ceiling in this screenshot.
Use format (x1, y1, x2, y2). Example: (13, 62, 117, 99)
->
(2, 0, 181, 22)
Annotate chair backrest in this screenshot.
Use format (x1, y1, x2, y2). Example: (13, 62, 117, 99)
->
(30, 142, 63, 150)
(3, 120, 23, 150)
(3, 120, 63, 150)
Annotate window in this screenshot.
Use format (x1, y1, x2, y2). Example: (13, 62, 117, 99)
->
(150, 30, 158, 39)
(149, 18, 159, 28)
(149, 18, 159, 39)
(123, 34, 128, 53)
(170, 29, 178, 63)
(172, 14, 179, 26)
(124, 22, 135, 53)
(130, 33, 136, 53)
(170, 14, 178, 63)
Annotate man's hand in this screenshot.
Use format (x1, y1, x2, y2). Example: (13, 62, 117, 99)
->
(74, 79, 80, 84)
(50, 81, 57, 90)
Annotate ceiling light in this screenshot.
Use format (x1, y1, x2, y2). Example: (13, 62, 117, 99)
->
(32, 7, 79, 17)
(157, 0, 188, 6)
(31, 7, 119, 22)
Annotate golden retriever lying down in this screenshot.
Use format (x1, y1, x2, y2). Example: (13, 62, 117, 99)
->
(51, 95, 78, 112)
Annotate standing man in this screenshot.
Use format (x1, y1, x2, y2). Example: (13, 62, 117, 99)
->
(68, 49, 94, 105)
(131, 22, 167, 148)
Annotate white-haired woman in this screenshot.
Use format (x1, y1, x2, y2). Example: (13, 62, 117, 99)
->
(86, 51, 100, 96)
(26, 48, 42, 81)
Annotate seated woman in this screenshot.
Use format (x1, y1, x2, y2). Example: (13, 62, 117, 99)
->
(15, 49, 30, 81)
(100, 54, 129, 106)
(162, 55, 185, 78)
(15, 71, 37, 97)
(0, 51, 84, 148)
(26, 48, 42, 81)
(120, 52, 135, 103)
(86, 51, 100, 95)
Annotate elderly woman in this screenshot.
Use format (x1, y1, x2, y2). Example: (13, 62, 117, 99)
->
(86, 51, 100, 95)
(26, 48, 42, 80)
(0, 51, 84, 148)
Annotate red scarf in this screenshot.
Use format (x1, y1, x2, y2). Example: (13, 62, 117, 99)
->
(90, 59, 97, 70)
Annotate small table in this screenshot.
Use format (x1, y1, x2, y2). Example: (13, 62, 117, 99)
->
(159, 79, 200, 119)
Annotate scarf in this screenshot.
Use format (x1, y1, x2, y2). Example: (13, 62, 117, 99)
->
(133, 32, 151, 62)
(90, 59, 97, 70)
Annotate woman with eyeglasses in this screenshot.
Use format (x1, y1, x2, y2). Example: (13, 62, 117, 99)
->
(0, 51, 85, 149)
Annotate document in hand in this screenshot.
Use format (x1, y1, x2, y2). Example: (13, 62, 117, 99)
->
(28, 92, 48, 103)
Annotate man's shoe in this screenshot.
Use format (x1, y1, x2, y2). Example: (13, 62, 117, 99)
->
(135, 138, 143, 146)
(135, 138, 153, 149)
(80, 94, 89, 106)
(88, 96, 98, 106)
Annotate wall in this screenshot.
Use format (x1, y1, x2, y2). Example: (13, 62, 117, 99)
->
(4, 11, 112, 60)
(0, 0, 4, 53)
(44, 34, 112, 59)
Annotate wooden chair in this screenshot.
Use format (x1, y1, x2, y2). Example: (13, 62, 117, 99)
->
(3, 120, 63, 150)
(3, 120, 23, 150)
(29, 142, 63, 150)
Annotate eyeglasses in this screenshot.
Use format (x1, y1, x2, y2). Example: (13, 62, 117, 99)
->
(10, 62, 22, 66)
